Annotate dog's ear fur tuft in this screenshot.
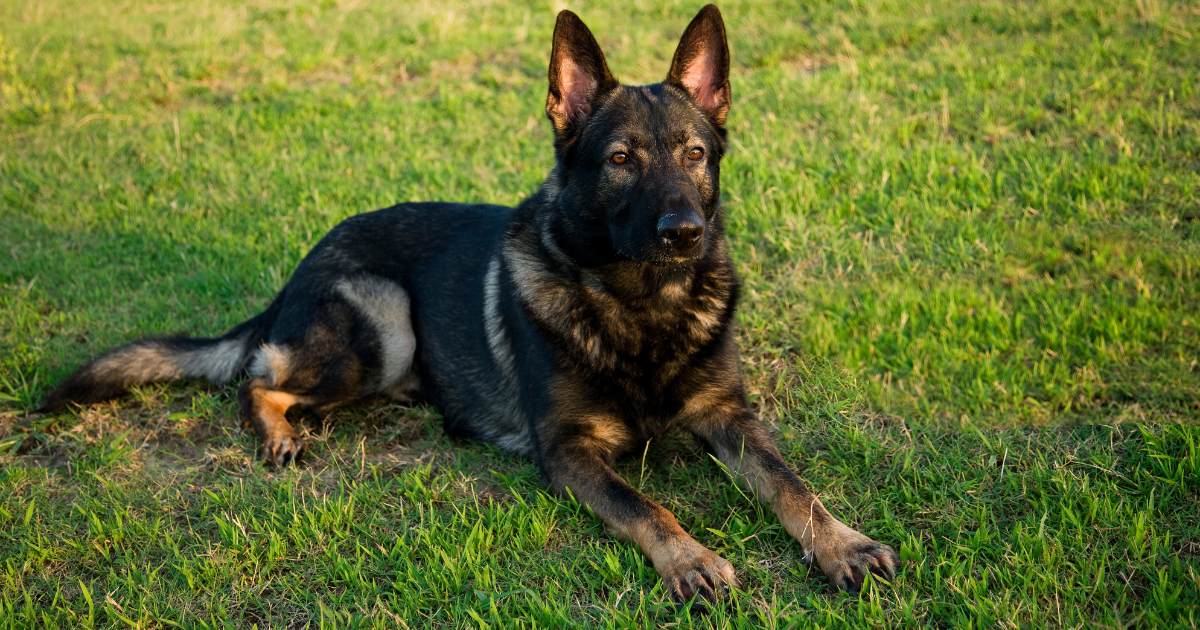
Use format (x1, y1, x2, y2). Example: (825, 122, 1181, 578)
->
(546, 11, 618, 137)
(666, 4, 732, 126)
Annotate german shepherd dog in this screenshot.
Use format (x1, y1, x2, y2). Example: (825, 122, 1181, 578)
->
(40, 6, 899, 605)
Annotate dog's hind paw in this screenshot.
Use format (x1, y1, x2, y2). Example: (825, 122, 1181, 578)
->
(259, 432, 306, 467)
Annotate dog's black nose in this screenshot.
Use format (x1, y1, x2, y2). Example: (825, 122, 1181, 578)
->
(657, 212, 705, 249)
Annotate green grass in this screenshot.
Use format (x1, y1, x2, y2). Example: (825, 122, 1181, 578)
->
(1, 0, 1198, 627)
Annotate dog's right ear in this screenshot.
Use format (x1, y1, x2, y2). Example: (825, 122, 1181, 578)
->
(546, 11, 617, 137)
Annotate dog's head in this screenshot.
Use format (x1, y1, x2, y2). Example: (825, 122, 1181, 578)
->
(542, 5, 732, 268)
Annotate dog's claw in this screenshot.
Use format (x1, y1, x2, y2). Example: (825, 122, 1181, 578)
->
(658, 544, 738, 611)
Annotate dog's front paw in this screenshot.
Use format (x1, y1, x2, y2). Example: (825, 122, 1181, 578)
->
(654, 538, 739, 608)
(259, 431, 305, 467)
(808, 522, 900, 594)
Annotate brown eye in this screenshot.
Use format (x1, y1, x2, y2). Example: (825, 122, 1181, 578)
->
(611, 152, 628, 165)
(688, 147, 705, 160)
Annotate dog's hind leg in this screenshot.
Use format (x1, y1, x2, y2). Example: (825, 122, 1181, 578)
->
(236, 342, 316, 466)
(237, 275, 417, 466)
(238, 343, 373, 466)
(238, 377, 307, 466)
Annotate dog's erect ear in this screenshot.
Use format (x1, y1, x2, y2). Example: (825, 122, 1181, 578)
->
(546, 11, 618, 136)
(665, 4, 732, 126)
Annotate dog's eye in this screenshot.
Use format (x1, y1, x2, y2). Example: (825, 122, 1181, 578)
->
(610, 152, 628, 165)
(688, 147, 704, 160)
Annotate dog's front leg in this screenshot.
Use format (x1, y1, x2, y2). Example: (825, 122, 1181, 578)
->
(542, 429, 738, 606)
(689, 407, 900, 594)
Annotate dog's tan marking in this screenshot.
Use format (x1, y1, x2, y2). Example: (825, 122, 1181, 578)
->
(659, 276, 691, 300)
(583, 415, 633, 457)
(259, 389, 297, 415)
(687, 305, 722, 334)
(679, 387, 742, 423)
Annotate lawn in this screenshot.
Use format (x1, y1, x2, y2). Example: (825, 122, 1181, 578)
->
(1, 0, 1199, 627)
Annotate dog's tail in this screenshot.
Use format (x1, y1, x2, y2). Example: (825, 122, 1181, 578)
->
(37, 294, 285, 414)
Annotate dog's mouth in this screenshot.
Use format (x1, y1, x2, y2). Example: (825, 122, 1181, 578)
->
(643, 242, 707, 266)
(663, 251, 703, 264)
(613, 246, 701, 267)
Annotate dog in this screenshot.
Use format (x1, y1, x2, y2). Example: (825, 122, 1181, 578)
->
(39, 5, 900, 605)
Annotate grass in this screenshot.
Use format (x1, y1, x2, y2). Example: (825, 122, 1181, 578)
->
(1, 0, 1198, 626)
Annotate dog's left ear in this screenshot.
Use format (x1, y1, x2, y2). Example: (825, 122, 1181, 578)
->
(666, 4, 732, 126)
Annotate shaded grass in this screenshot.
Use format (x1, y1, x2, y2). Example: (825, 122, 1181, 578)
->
(2, 0, 1199, 627)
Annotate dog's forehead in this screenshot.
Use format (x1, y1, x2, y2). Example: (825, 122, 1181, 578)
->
(591, 84, 710, 145)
